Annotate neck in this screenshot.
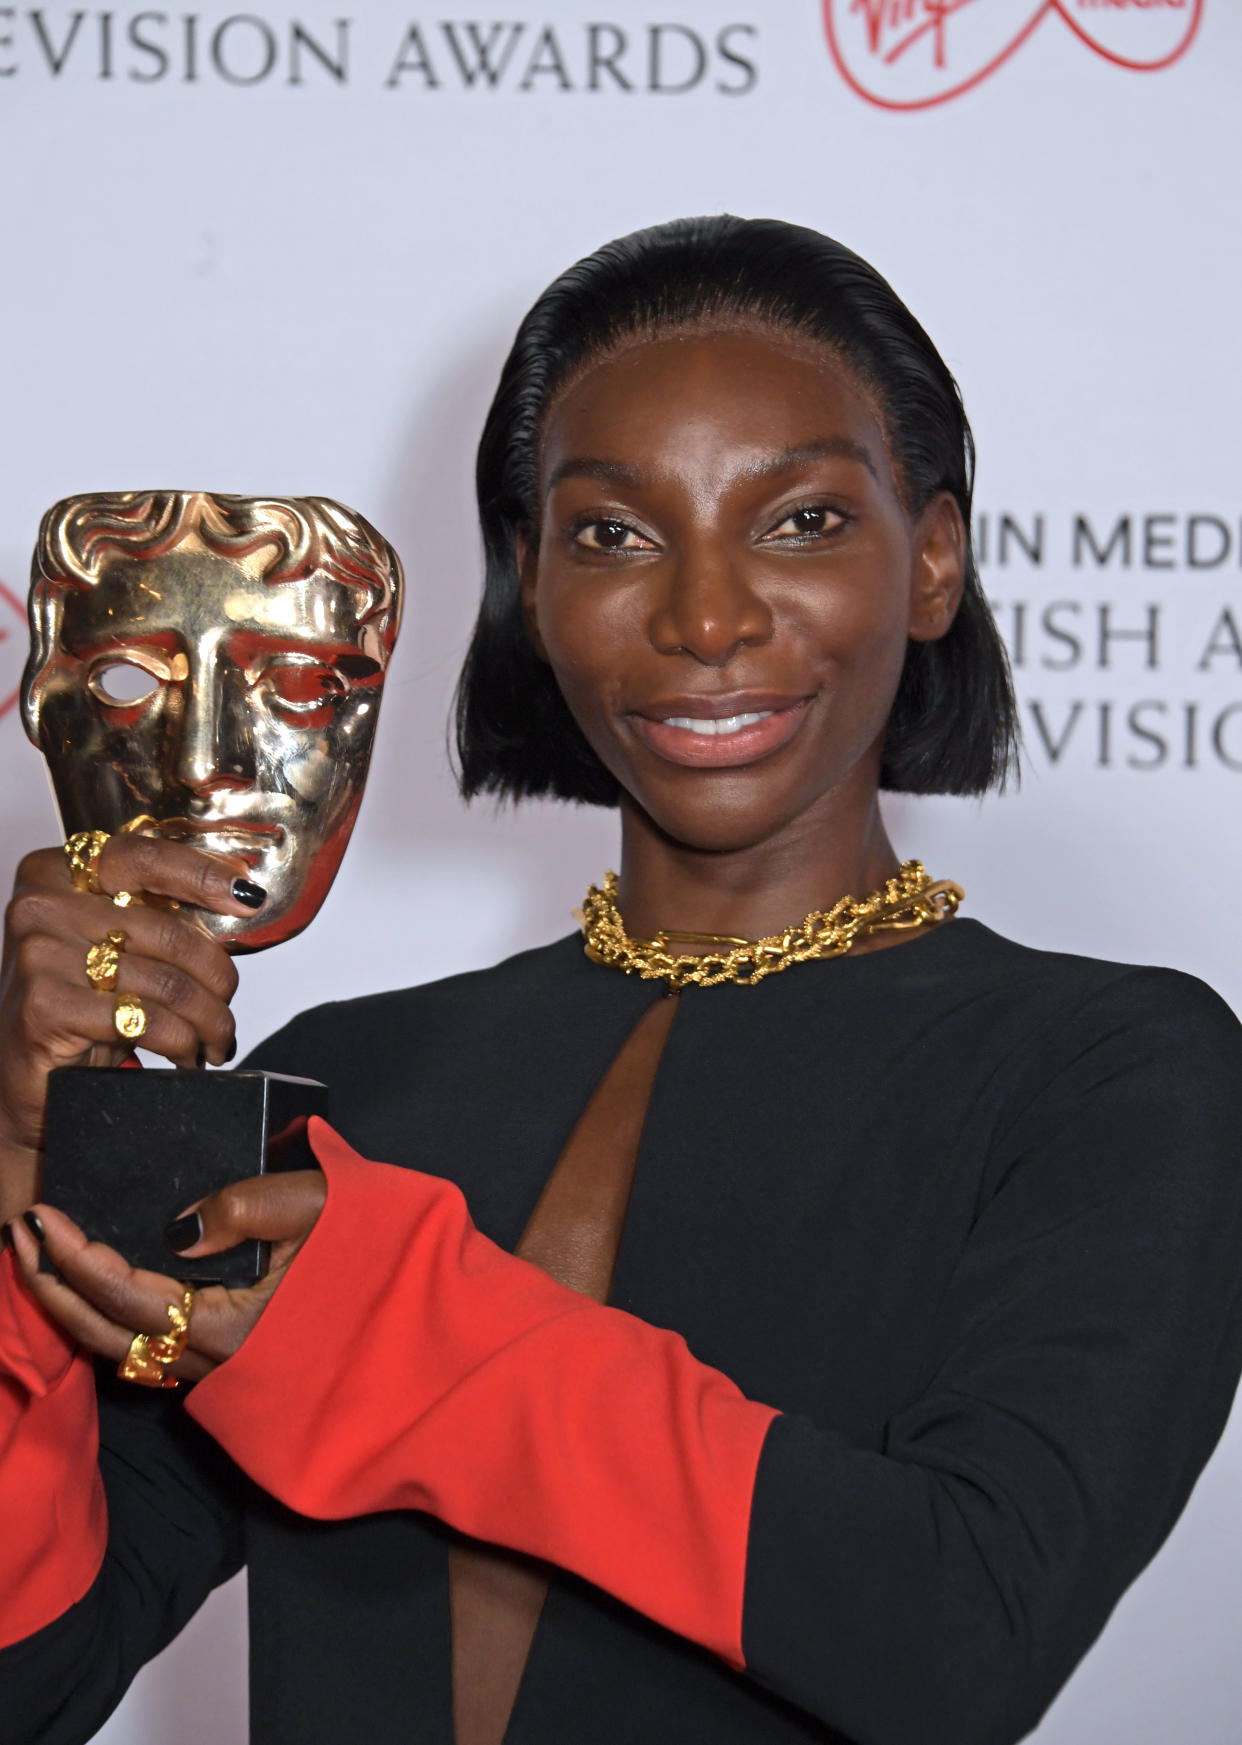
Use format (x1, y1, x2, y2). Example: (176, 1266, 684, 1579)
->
(615, 786, 901, 946)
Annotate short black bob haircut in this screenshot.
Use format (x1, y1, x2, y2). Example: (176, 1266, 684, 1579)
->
(455, 215, 1017, 803)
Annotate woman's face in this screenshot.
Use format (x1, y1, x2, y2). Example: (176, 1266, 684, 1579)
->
(521, 325, 964, 855)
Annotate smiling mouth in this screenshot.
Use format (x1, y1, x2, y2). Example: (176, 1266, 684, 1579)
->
(629, 696, 812, 769)
(662, 709, 776, 735)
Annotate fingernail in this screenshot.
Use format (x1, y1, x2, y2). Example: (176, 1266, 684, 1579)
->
(1, 1222, 10, 1253)
(164, 1211, 203, 1253)
(23, 1211, 45, 1246)
(225, 1036, 238, 1063)
(232, 878, 266, 910)
(194, 1042, 207, 1070)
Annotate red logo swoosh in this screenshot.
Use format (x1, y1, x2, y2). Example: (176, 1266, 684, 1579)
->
(0, 577, 28, 723)
(823, 0, 1203, 112)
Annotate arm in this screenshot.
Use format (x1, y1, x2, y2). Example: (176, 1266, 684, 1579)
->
(0, 1250, 245, 1745)
(0, 828, 276, 1744)
(178, 973, 1242, 1742)
(186, 969, 1242, 1743)
(0, 1248, 104, 1645)
(743, 971, 1242, 1742)
(189, 1119, 774, 1663)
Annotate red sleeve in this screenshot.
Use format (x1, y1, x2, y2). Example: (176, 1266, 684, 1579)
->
(186, 1117, 778, 1668)
(0, 1248, 107, 1647)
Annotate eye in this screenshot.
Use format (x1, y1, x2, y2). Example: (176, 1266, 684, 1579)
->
(87, 661, 162, 706)
(762, 505, 846, 542)
(573, 518, 653, 553)
(258, 661, 347, 715)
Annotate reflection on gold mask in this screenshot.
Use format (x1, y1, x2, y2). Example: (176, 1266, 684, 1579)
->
(22, 491, 404, 951)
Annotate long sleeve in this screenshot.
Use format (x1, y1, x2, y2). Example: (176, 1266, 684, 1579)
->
(189, 1117, 776, 1666)
(0, 1249, 105, 1645)
(187, 968, 1242, 1745)
(0, 1251, 246, 1744)
(0, 1034, 150, 1644)
(742, 970, 1242, 1743)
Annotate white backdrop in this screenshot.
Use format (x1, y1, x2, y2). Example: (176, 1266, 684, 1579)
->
(2, 3, 1239, 1739)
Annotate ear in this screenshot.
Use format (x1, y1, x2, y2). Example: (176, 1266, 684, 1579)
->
(515, 528, 548, 661)
(907, 493, 966, 645)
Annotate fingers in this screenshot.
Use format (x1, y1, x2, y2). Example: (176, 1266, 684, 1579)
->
(5, 857, 243, 1071)
(8, 1195, 301, 1374)
(20, 887, 241, 1003)
(7, 1171, 328, 1375)
(16, 838, 264, 923)
(169, 1170, 327, 1258)
(6, 1208, 214, 1382)
(28, 937, 235, 1068)
(97, 833, 266, 920)
(25, 1204, 194, 1334)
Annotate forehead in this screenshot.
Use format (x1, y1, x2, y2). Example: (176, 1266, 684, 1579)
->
(542, 326, 892, 473)
(56, 552, 364, 650)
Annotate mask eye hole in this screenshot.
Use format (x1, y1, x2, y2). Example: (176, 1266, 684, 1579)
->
(261, 662, 346, 714)
(88, 661, 161, 706)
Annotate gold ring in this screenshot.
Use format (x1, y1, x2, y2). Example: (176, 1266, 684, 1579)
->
(113, 993, 147, 1041)
(86, 930, 126, 992)
(64, 830, 110, 895)
(112, 890, 137, 909)
(117, 1286, 195, 1389)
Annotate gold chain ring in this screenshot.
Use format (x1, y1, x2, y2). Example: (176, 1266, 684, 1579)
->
(64, 830, 111, 895)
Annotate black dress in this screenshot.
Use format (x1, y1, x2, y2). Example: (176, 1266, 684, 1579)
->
(5, 919, 1242, 1745)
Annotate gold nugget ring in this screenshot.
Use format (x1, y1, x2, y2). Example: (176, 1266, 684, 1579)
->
(85, 930, 126, 992)
(64, 830, 110, 895)
(117, 1287, 195, 1389)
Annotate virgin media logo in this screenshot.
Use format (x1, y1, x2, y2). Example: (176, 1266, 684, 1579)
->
(0, 579, 26, 722)
(823, 0, 1202, 111)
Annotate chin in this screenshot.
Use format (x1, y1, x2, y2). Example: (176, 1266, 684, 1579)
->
(638, 789, 800, 857)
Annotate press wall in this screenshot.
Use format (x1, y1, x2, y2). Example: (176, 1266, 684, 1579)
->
(1, 5, 1238, 1739)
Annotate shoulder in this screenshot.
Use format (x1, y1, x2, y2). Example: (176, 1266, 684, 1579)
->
(934, 920, 1240, 1057)
(898, 924, 1242, 1197)
(954, 928, 1242, 1204)
(241, 932, 584, 1075)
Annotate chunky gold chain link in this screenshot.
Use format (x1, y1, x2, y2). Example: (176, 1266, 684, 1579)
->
(579, 860, 963, 989)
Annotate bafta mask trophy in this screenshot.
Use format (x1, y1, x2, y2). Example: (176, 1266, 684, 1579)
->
(22, 491, 404, 1285)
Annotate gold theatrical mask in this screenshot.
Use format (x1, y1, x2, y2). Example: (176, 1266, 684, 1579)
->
(22, 492, 403, 950)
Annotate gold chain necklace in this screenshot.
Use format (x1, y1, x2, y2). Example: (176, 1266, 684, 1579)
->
(579, 860, 963, 989)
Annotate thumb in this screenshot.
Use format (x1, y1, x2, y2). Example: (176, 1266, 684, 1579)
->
(164, 1170, 326, 1258)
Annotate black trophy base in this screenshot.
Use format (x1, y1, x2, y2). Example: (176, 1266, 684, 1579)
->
(42, 1067, 330, 1287)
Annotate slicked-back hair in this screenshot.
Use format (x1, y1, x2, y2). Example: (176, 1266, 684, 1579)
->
(455, 216, 1017, 804)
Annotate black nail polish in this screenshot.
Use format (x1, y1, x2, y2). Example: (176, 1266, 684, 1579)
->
(23, 1210, 45, 1246)
(232, 877, 266, 909)
(225, 1036, 238, 1063)
(165, 1211, 202, 1253)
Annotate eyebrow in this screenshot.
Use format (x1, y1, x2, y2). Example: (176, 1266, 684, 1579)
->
(545, 435, 879, 497)
(545, 457, 644, 494)
(749, 437, 879, 483)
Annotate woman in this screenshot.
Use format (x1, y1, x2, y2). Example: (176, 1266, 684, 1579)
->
(3, 217, 1241, 1745)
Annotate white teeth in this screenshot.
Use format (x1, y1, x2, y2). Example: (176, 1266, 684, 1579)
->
(662, 711, 771, 736)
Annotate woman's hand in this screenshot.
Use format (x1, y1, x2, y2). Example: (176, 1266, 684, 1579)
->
(5, 1169, 327, 1381)
(0, 834, 262, 1221)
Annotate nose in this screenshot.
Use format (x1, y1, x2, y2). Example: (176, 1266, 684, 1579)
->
(648, 536, 773, 667)
(173, 652, 256, 794)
